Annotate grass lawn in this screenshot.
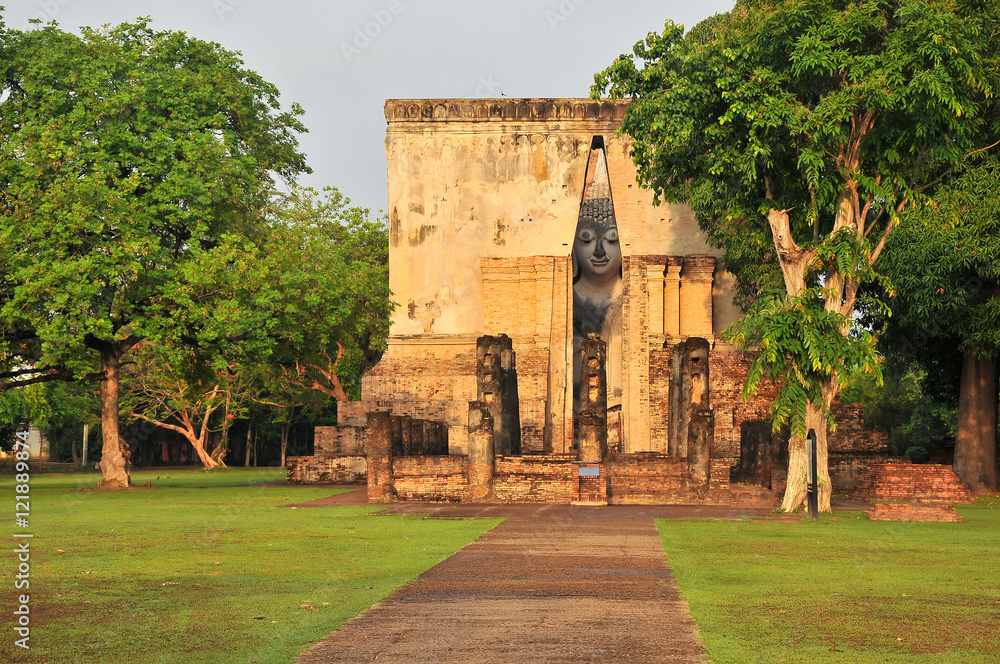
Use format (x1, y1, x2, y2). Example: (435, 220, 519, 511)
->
(657, 501, 1000, 663)
(0, 467, 499, 663)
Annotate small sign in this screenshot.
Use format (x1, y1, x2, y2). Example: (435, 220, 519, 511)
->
(579, 466, 600, 477)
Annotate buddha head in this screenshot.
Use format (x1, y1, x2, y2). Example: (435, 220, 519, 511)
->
(572, 198, 621, 288)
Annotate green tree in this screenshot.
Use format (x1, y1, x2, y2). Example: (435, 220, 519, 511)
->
(120, 186, 392, 469)
(0, 16, 308, 486)
(262, 186, 393, 402)
(121, 341, 257, 469)
(594, 0, 1000, 511)
(871, 155, 1000, 493)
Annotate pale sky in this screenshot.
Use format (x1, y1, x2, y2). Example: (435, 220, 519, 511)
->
(2, 0, 735, 213)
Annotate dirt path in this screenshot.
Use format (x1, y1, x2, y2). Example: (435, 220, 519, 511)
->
(295, 504, 709, 663)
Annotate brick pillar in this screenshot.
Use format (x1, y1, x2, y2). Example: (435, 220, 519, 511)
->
(647, 260, 666, 336)
(679, 256, 715, 339)
(679, 338, 713, 494)
(477, 334, 521, 455)
(577, 334, 608, 463)
(467, 402, 495, 501)
(366, 411, 394, 504)
(664, 258, 682, 338)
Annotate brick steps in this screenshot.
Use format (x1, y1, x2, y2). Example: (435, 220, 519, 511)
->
(866, 502, 963, 523)
(725, 484, 781, 507)
(852, 463, 973, 504)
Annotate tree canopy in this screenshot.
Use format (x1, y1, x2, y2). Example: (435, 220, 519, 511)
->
(0, 16, 309, 485)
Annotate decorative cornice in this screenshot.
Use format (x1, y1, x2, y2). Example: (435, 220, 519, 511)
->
(385, 98, 629, 124)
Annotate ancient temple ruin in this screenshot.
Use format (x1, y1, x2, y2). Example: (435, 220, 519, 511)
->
(286, 98, 888, 504)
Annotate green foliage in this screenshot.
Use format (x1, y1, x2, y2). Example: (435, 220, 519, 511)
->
(0, 15, 308, 382)
(593, 0, 1000, 306)
(594, 1, 999, 451)
(841, 363, 956, 455)
(873, 154, 1000, 360)
(261, 186, 393, 401)
(726, 230, 885, 435)
(116, 186, 391, 460)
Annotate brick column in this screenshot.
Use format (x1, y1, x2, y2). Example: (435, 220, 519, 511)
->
(477, 334, 521, 455)
(576, 334, 608, 463)
(467, 402, 495, 501)
(646, 260, 666, 337)
(366, 411, 394, 504)
(664, 258, 682, 338)
(679, 256, 715, 339)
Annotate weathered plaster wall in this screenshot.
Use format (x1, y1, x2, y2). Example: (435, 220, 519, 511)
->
(383, 98, 739, 339)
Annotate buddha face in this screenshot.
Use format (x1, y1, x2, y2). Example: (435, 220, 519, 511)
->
(573, 216, 621, 285)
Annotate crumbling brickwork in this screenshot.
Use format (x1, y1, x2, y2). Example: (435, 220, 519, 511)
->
(286, 456, 366, 484)
(393, 455, 469, 502)
(493, 455, 576, 503)
(866, 503, 963, 523)
(314, 426, 366, 455)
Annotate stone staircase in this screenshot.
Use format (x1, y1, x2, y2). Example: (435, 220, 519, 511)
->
(852, 462, 973, 523)
(852, 463, 974, 503)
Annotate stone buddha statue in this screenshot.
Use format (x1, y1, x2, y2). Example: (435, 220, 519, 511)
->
(572, 148, 623, 417)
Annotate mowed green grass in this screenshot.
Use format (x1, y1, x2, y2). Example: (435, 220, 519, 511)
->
(657, 501, 1000, 664)
(0, 468, 499, 664)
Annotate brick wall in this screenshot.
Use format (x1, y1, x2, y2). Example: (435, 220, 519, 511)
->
(393, 455, 469, 502)
(828, 453, 891, 491)
(605, 454, 734, 505)
(286, 455, 366, 485)
(314, 426, 366, 455)
(493, 454, 575, 503)
(828, 403, 889, 454)
(867, 502, 963, 523)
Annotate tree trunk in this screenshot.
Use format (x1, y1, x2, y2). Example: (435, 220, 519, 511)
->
(98, 350, 130, 487)
(189, 435, 220, 469)
(781, 400, 833, 513)
(954, 352, 998, 495)
(70, 425, 80, 469)
(281, 404, 295, 468)
(244, 423, 252, 467)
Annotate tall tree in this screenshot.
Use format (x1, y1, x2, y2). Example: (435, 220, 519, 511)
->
(262, 186, 393, 402)
(594, 0, 1000, 511)
(0, 17, 308, 486)
(872, 156, 1000, 494)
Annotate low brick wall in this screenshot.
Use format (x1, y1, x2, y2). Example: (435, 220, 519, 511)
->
(853, 463, 974, 504)
(393, 455, 469, 502)
(493, 454, 575, 503)
(286, 455, 366, 484)
(607, 454, 684, 504)
(829, 453, 891, 492)
(867, 502, 963, 523)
